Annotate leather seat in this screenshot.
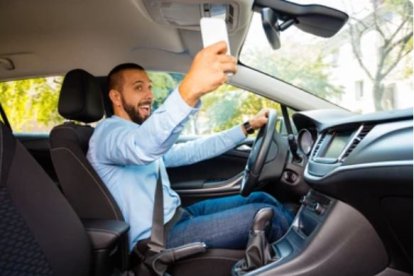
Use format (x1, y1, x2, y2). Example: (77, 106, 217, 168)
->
(0, 122, 91, 275)
(49, 69, 129, 270)
(50, 69, 123, 221)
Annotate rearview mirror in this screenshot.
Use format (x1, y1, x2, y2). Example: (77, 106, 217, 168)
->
(257, 0, 348, 50)
(261, 8, 281, 49)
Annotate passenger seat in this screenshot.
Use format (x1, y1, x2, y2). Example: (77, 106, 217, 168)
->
(0, 122, 91, 275)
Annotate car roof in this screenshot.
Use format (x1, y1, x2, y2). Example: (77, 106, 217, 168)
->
(0, 0, 253, 80)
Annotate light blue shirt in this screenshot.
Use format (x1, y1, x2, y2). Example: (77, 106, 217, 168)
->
(87, 88, 246, 251)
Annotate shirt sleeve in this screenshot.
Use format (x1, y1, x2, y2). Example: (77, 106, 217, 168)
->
(163, 125, 246, 168)
(92, 88, 199, 165)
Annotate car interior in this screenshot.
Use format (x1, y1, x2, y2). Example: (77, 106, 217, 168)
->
(0, 0, 412, 276)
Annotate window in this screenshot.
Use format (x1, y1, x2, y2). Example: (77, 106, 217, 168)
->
(240, 0, 413, 113)
(1, 73, 290, 137)
(0, 77, 64, 134)
(148, 71, 283, 136)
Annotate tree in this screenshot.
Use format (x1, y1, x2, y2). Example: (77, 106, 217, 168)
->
(147, 72, 178, 110)
(194, 84, 282, 133)
(147, 72, 282, 135)
(241, 41, 343, 102)
(0, 77, 63, 132)
(348, 0, 413, 110)
(147, 72, 278, 135)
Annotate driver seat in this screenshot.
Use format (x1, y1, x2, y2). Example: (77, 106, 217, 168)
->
(49, 69, 130, 270)
(50, 69, 245, 275)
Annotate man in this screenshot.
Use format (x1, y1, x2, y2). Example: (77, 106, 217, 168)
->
(87, 41, 293, 252)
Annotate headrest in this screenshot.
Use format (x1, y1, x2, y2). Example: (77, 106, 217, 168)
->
(58, 69, 104, 123)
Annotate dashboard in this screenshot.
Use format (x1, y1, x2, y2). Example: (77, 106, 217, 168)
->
(293, 108, 412, 181)
(292, 107, 413, 271)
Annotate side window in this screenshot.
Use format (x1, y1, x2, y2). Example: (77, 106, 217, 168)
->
(0, 77, 64, 134)
(182, 84, 282, 136)
(149, 71, 286, 136)
(148, 72, 184, 111)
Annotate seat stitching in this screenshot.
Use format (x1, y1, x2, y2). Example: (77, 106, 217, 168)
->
(85, 228, 122, 235)
(51, 147, 121, 220)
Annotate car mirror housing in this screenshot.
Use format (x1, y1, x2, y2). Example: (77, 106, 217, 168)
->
(256, 0, 349, 49)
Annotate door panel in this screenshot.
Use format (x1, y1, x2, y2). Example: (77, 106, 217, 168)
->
(168, 139, 253, 205)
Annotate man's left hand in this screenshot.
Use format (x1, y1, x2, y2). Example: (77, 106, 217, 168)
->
(242, 109, 270, 136)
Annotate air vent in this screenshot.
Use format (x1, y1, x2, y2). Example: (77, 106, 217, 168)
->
(340, 124, 374, 160)
(312, 133, 326, 158)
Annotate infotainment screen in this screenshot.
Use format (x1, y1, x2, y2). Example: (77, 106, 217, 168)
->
(322, 132, 352, 158)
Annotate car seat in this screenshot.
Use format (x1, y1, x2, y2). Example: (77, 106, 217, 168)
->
(0, 122, 91, 275)
(49, 69, 130, 271)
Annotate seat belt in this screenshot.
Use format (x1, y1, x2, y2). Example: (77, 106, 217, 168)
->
(134, 165, 207, 276)
(147, 167, 165, 253)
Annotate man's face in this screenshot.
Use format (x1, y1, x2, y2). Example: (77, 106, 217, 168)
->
(118, 69, 153, 124)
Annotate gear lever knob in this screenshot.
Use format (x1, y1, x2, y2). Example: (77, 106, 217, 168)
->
(252, 207, 274, 232)
(232, 207, 275, 274)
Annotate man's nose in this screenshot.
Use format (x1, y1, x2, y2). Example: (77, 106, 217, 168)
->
(144, 88, 153, 99)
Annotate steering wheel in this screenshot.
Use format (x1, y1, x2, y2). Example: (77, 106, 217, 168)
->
(240, 109, 277, 196)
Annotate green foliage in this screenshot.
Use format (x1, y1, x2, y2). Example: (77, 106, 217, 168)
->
(147, 72, 281, 135)
(241, 46, 343, 101)
(199, 86, 281, 133)
(147, 72, 179, 110)
(384, 0, 413, 20)
(0, 77, 63, 132)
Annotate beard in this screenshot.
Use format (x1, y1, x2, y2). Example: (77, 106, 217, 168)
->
(121, 97, 152, 125)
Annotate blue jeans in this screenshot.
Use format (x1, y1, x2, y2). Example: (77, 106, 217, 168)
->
(166, 192, 294, 250)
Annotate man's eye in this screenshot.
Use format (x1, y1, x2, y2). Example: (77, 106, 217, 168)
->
(135, 86, 143, 91)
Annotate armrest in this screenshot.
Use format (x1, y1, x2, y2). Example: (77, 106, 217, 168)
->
(83, 219, 129, 250)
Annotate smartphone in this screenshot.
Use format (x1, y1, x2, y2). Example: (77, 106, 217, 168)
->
(200, 17, 231, 55)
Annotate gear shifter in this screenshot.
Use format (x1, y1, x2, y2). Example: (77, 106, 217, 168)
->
(232, 208, 275, 275)
(252, 207, 273, 232)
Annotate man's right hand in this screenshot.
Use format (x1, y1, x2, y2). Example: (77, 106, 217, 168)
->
(179, 41, 237, 106)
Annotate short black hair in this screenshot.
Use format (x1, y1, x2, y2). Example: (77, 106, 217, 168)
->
(107, 63, 145, 91)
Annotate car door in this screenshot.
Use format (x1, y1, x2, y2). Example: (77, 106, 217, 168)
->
(168, 137, 253, 204)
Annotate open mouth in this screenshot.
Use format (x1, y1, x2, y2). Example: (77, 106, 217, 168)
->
(138, 103, 152, 116)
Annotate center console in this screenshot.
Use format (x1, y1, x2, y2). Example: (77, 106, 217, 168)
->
(232, 190, 389, 276)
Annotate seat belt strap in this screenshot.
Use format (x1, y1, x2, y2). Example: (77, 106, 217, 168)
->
(147, 166, 165, 253)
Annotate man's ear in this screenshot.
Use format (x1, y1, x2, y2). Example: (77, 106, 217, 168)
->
(109, 89, 121, 107)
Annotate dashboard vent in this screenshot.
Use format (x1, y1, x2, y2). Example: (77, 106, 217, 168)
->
(312, 133, 326, 158)
(341, 124, 374, 160)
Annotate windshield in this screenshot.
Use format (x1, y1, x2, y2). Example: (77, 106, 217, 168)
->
(240, 0, 413, 114)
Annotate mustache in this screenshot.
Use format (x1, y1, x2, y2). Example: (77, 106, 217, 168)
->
(137, 100, 152, 107)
